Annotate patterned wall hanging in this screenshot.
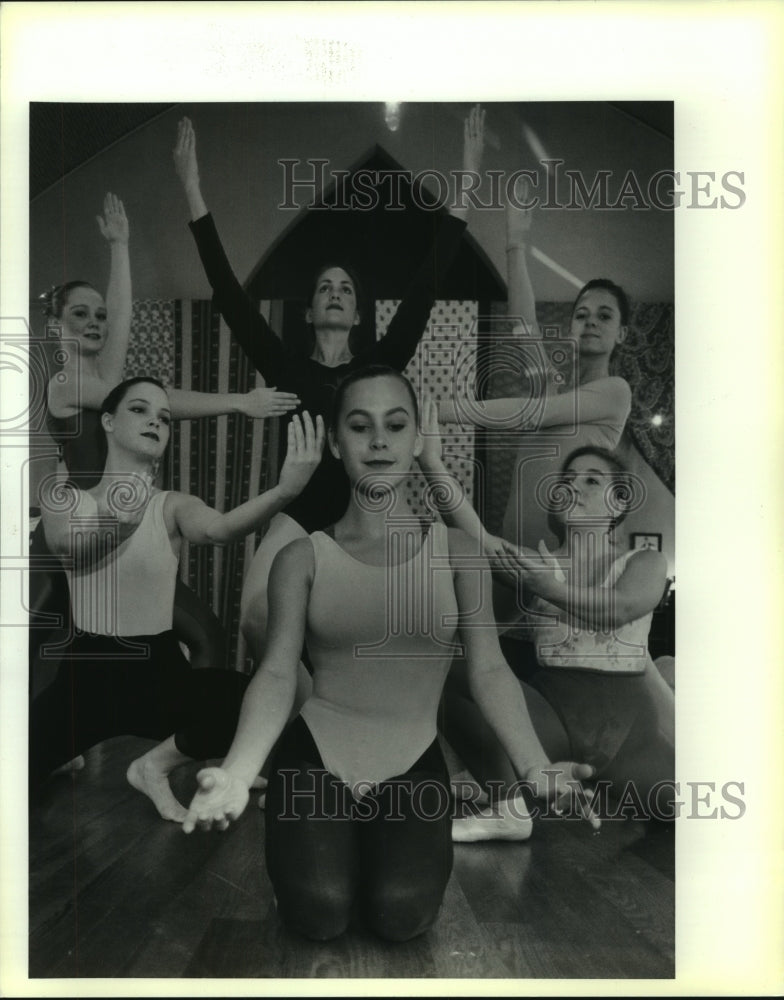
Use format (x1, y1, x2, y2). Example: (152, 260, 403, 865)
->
(123, 299, 271, 673)
(375, 299, 478, 519)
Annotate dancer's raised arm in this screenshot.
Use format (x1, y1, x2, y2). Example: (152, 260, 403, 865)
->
(505, 174, 540, 337)
(96, 192, 132, 384)
(417, 397, 512, 560)
(371, 105, 481, 371)
(174, 116, 286, 380)
(169, 413, 323, 546)
(46, 194, 132, 417)
(173, 116, 208, 222)
(448, 103, 486, 223)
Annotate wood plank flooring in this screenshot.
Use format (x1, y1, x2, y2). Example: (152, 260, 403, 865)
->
(28, 736, 674, 980)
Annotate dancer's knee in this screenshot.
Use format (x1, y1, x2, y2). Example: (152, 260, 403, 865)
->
(276, 882, 354, 941)
(365, 881, 441, 942)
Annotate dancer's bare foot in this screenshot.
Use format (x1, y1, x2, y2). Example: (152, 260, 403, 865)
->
(127, 754, 187, 823)
(452, 794, 533, 843)
(451, 773, 489, 806)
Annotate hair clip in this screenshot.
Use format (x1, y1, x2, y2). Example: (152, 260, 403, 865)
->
(38, 285, 60, 316)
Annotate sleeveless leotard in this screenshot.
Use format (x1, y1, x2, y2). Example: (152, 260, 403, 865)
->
(526, 549, 652, 674)
(299, 522, 460, 792)
(64, 490, 178, 636)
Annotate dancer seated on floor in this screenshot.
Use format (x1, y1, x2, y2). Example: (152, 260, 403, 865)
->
(33, 193, 300, 679)
(182, 365, 597, 944)
(31, 376, 323, 822)
(419, 418, 675, 834)
(173, 105, 484, 666)
(438, 174, 634, 685)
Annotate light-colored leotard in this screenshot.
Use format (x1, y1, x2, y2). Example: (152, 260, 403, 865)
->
(300, 522, 460, 792)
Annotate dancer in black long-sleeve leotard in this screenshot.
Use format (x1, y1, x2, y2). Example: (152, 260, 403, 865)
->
(174, 107, 485, 663)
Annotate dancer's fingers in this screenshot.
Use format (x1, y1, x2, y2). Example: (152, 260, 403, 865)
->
(290, 413, 305, 453)
(300, 409, 315, 448)
(314, 414, 325, 452)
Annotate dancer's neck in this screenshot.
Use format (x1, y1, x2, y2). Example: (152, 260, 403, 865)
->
(339, 487, 416, 543)
(311, 330, 353, 367)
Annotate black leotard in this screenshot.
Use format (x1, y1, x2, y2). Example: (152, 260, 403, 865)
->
(188, 212, 466, 532)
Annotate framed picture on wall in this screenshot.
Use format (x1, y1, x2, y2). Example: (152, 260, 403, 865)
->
(631, 532, 663, 552)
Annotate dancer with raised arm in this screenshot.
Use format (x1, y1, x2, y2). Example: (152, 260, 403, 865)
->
(33, 194, 300, 676)
(439, 177, 632, 554)
(174, 107, 484, 665)
(182, 366, 597, 941)
(32, 376, 323, 822)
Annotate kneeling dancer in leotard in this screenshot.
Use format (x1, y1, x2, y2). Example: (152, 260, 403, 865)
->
(183, 365, 596, 942)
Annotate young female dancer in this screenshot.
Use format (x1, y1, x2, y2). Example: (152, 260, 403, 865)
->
(182, 366, 596, 942)
(33, 194, 299, 672)
(439, 181, 632, 555)
(427, 439, 675, 836)
(31, 376, 323, 821)
(173, 108, 483, 663)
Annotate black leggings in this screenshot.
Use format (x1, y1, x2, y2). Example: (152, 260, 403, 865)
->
(265, 716, 454, 943)
(28, 521, 227, 671)
(29, 630, 248, 791)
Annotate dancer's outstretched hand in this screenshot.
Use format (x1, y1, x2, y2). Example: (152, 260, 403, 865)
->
(239, 386, 301, 420)
(482, 532, 517, 562)
(506, 173, 535, 247)
(525, 761, 601, 830)
(463, 103, 486, 176)
(277, 412, 325, 500)
(97, 192, 129, 245)
(496, 539, 567, 599)
(182, 767, 250, 833)
(173, 116, 200, 190)
(418, 396, 443, 469)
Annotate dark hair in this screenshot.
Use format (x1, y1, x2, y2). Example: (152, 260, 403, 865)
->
(571, 278, 630, 328)
(329, 365, 419, 430)
(100, 376, 168, 419)
(303, 262, 366, 357)
(306, 261, 365, 317)
(39, 281, 100, 319)
(546, 445, 634, 542)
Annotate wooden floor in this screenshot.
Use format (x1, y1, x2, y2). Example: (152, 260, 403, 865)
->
(29, 736, 674, 981)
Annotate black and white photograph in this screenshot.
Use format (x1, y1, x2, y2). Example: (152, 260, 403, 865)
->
(1, 2, 782, 996)
(630, 533, 663, 553)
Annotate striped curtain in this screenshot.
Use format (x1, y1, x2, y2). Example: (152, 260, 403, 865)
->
(124, 298, 274, 673)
